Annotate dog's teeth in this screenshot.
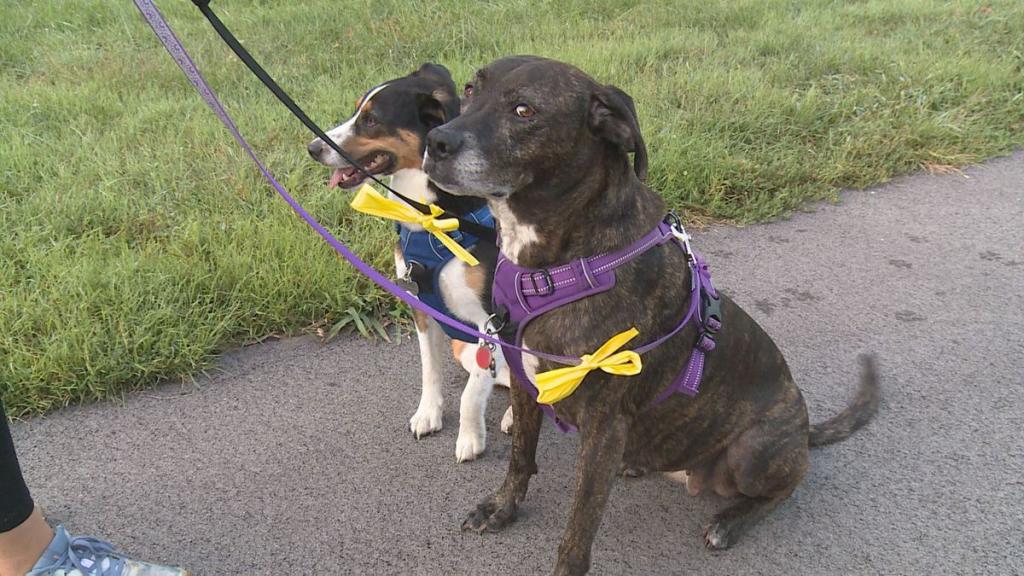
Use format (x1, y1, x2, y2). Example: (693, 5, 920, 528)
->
(360, 154, 389, 174)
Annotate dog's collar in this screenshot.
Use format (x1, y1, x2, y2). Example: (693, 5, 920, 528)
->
(491, 215, 722, 432)
(398, 202, 494, 260)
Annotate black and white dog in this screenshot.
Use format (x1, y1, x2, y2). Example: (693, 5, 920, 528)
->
(307, 64, 513, 461)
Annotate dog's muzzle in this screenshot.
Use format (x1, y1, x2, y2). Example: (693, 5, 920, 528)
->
(307, 138, 328, 160)
(426, 127, 464, 161)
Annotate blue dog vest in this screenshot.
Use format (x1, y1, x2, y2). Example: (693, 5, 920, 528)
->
(397, 204, 494, 342)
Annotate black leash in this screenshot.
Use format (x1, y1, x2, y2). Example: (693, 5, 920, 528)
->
(190, 0, 496, 242)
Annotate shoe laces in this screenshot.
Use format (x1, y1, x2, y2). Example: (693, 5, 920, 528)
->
(35, 535, 126, 575)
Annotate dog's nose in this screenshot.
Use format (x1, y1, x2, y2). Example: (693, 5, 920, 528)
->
(307, 139, 324, 159)
(426, 128, 463, 160)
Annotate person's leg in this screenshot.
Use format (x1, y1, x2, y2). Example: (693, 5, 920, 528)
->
(0, 509, 53, 576)
(0, 399, 189, 575)
(0, 399, 35, 531)
(0, 398, 54, 576)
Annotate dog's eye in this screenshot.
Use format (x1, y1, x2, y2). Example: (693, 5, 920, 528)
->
(514, 104, 534, 118)
(463, 83, 474, 97)
(362, 113, 378, 128)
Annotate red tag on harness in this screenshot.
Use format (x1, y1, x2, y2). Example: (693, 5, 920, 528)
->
(475, 346, 492, 369)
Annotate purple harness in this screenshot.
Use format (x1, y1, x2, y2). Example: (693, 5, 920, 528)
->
(135, 2, 720, 434)
(491, 218, 721, 432)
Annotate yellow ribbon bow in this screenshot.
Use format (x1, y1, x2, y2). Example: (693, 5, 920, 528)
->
(533, 328, 643, 405)
(349, 183, 480, 266)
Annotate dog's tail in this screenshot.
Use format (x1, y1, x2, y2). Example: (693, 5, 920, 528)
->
(808, 354, 880, 447)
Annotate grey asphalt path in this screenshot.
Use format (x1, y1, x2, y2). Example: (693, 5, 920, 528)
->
(11, 153, 1024, 575)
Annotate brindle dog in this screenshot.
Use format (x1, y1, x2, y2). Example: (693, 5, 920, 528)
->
(423, 56, 879, 576)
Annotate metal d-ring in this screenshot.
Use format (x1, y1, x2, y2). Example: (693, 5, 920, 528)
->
(666, 213, 695, 263)
(483, 313, 507, 348)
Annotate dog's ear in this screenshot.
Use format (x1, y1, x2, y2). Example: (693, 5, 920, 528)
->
(414, 63, 453, 83)
(413, 63, 460, 129)
(416, 89, 459, 129)
(588, 85, 648, 181)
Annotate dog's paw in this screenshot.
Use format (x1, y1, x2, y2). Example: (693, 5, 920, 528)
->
(499, 405, 514, 434)
(409, 405, 443, 439)
(455, 427, 486, 462)
(665, 470, 704, 495)
(703, 522, 734, 550)
(553, 556, 590, 576)
(461, 495, 517, 533)
(619, 462, 647, 478)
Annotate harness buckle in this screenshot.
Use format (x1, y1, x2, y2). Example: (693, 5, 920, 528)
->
(694, 278, 721, 357)
(701, 289, 722, 334)
(526, 269, 555, 296)
(695, 330, 717, 353)
(397, 261, 424, 296)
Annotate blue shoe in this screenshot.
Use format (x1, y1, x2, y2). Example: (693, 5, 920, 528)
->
(26, 526, 189, 576)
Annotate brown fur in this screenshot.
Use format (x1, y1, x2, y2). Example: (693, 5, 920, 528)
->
(394, 129, 426, 171)
(451, 340, 467, 363)
(809, 355, 880, 446)
(338, 130, 424, 172)
(463, 263, 488, 297)
(412, 308, 430, 332)
(424, 56, 880, 575)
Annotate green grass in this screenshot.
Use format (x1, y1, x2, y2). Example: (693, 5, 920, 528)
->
(1, 0, 1022, 416)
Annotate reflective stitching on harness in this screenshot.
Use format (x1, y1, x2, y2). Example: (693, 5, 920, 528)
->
(548, 262, 575, 274)
(682, 351, 704, 395)
(592, 233, 664, 275)
(493, 220, 719, 432)
(514, 271, 531, 313)
(580, 257, 596, 288)
(515, 231, 672, 298)
(521, 276, 576, 295)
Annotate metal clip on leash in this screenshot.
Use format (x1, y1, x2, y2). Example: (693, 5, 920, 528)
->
(476, 313, 506, 378)
(666, 212, 695, 262)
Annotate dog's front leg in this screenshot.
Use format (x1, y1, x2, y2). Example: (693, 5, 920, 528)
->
(454, 342, 509, 461)
(408, 310, 446, 438)
(462, 374, 541, 532)
(494, 350, 514, 434)
(455, 362, 492, 462)
(397, 245, 447, 438)
(553, 408, 629, 576)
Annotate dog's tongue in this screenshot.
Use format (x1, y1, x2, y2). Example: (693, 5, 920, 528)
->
(328, 167, 358, 189)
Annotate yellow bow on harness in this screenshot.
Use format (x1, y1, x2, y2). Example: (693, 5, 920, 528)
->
(349, 183, 480, 266)
(534, 328, 643, 405)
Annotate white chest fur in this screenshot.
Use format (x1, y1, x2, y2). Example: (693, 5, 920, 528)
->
(489, 200, 538, 264)
(390, 169, 437, 232)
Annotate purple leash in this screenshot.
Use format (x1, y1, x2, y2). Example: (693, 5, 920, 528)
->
(131, 0, 567, 365)
(132, 0, 718, 427)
